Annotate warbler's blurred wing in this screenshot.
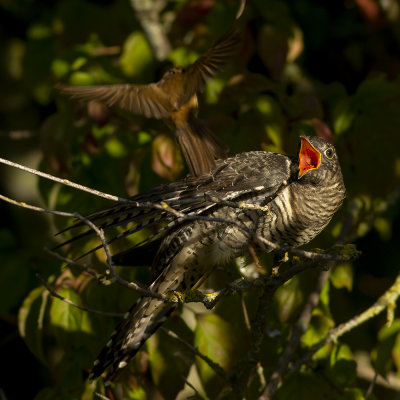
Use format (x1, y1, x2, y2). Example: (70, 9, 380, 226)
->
(57, 83, 175, 119)
(181, 23, 242, 104)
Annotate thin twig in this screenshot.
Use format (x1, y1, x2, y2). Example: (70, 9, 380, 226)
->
(259, 270, 330, 399)
(44, 247, 104, 281)
(180, 376, 203, 398)
(0, 157, 127, 203)
(0, 130, 37, 139)
(36, 273, 123, 317)
(161, 326, 230, 381)
(294, 273, 400, 371)
(93, 391, 111, 400)
(365, 370, 378, 400)
(230, 277, 280, 398)
(0, 193, 165, 300)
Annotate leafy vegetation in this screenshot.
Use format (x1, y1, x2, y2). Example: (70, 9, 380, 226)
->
(1, 0, 400, 399)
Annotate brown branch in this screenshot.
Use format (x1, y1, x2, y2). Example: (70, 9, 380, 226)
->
(129, 0, 171, 61)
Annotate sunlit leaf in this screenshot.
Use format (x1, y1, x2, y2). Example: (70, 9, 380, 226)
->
(49, 288, 94, 347)
(18, 286, 49, 364)
(301, 308, 334, 347)
(194, 313, 236, 397)
(327, 344, 357, 387)
(330, 263, 354, 291)
(119, 31, 155, 80)
(51, 58, 70, 79)
(274, 276, 303, 323)
(373, 319, 400, 376)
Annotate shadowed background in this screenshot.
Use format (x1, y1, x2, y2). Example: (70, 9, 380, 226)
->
(1, 0, 400, 399)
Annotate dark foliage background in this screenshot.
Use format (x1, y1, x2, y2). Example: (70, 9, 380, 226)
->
(1, 0, 400, 399)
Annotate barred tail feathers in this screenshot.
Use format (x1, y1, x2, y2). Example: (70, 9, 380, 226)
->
(89, 263, 184, 382)
(90, 295, 175, 383)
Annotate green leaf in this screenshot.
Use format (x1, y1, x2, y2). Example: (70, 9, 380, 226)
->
(167, 47, 199, 68)
(275, 371, 337, 400)
(330, 263, 354, 291)
(49, 288, 94, 347)
(147, 317, 195, 399)
(373, 217, 392, 241)
(51, 58, 70, 79)
(274, 276, 303, 323)
(105, 136, 128, 158)
(119, 31, 154, 80)
(327, 344, 357, 387)
(373, 319, 400, 376)
(301, 309, 334, 348)
(68, 71, 96, 85)
(18, 286, 49, 364)
(194, 313, 236, 397)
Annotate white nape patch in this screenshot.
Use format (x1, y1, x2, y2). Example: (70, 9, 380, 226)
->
(106, 339, 113, 348)
(118, 360, 128, 369)
(93, 359, 100, 366)
(254, 186, 265, 191)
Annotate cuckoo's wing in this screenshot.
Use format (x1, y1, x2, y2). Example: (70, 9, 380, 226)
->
(55, 152, 294, 256)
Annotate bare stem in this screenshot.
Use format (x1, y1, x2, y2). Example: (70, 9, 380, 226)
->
(0, 157, 126, 203)
(161, 327, 229, 381)
(36, 273, 123, 318)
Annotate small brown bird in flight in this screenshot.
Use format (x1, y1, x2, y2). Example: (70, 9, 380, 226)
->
(57, 1, 245, 176)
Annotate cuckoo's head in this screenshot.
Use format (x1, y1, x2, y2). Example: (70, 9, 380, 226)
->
(298, 136, 342, 184)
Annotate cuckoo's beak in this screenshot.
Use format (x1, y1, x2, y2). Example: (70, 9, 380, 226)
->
(298, 137, 321, 178)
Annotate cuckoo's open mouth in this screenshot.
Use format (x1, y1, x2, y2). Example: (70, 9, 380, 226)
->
(298, 137, 321, 177)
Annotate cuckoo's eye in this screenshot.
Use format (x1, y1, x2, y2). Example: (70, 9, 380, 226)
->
(325, 148, 334, 159)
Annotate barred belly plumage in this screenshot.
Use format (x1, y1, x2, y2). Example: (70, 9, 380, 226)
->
(258, 181, 343, 249)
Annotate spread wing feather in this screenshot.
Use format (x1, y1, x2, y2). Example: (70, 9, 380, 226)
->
(56, 152, 293, 257)
(56, 83, 174, 119)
